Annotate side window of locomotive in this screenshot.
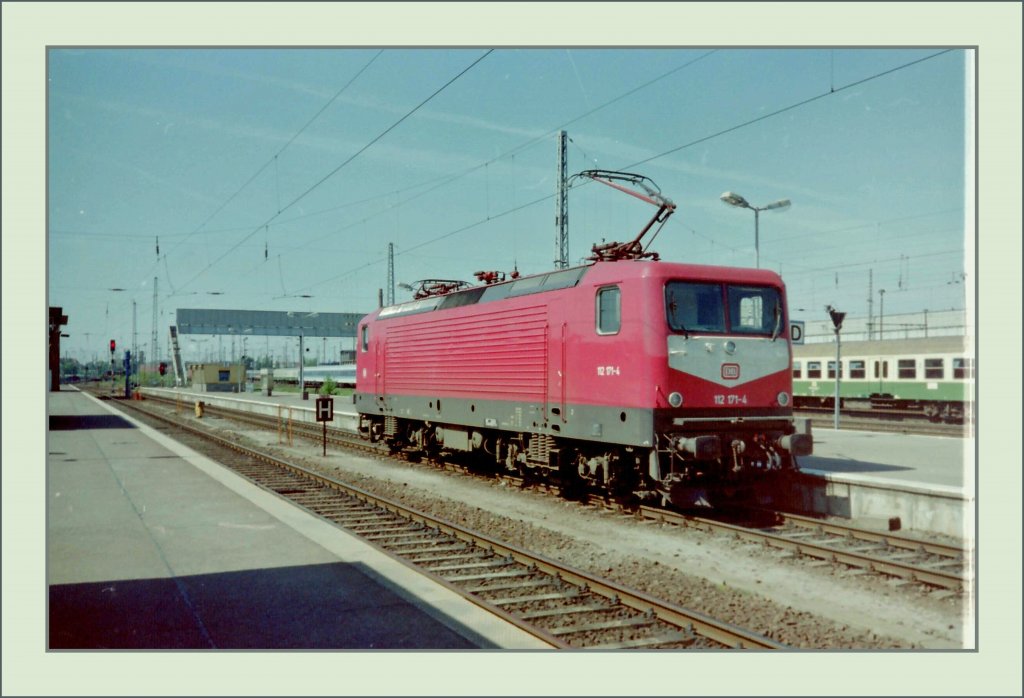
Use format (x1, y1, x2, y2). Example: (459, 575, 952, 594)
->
(953, 357, 973, 379)
(897, 359, 916, 379)
(666, 282, 724, 333)
(596, 286, 621, 335)
(807, 361, 822, 379)
(360, 325, 369, 352)
(792, 361, 802, 378)
(924, 358, 944, 379)
(849, 360, 866, 379)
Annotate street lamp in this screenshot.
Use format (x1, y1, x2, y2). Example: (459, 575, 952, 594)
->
(108, 288, 138, 392)
(720, 192, 791, 269)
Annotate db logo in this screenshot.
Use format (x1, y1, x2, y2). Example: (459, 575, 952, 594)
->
(721, 363, 740, 380)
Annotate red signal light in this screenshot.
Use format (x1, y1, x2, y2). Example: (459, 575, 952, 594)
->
(110, 339, 116, 352)
(159, 362, 167, 376)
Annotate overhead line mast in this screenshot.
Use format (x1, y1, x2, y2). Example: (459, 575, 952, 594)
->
(387, 242, 395, 306)
(555, 130, 569, 269)
(151, 276, 159, 366)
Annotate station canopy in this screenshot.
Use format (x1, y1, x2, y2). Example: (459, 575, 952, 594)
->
(175, 309, 366, 337)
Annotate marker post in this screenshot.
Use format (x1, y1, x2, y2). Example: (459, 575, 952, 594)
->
(315, 396, 334, 456)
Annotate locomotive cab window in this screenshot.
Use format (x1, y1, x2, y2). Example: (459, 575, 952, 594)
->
(727, 285, 783, 336)
(666, 282, 724, 333)
(596, 286, 621, 335)
(666, 282, 781, 336)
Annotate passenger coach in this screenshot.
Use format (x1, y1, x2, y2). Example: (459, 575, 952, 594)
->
(792, 335, 972, 423)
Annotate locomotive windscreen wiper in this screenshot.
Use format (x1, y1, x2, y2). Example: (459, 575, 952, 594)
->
(667, 292, 689, 338)
(770, 300, 782, 342)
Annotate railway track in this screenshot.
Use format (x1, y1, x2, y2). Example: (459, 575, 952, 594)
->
(106, 394, 784, 650)
(638, 507, 969, 594)
(134, 391, 971, 595)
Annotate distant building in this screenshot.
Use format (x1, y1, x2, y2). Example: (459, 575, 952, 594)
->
(188, 363, 246, 392)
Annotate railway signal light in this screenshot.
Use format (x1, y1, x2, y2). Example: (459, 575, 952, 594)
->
(825, 305, 844, 430)
(826, 305, 846, 332)
(110, 339, 116, 352)
(159, 362, 167, 376)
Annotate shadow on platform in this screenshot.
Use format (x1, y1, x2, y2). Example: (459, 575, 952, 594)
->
(48, 414, 136, 431)
(49, 561, 488, 650)
(799, 456, 914, 475)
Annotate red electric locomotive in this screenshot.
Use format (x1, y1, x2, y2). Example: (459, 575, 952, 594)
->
(355, 172, 811, 506)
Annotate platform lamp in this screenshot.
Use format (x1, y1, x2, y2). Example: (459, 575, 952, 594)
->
(826, 305, 846, 430)
(720, 192, 791, 269)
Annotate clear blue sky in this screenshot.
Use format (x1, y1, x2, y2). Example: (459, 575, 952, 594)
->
(48, 47, 968, 363)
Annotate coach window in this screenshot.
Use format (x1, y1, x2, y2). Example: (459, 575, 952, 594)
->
(596, 286, 621, 335)
(360, 325, 369, 352)
(807, 361, 822, 379)
(792, 361, 801, 378)
(925, 358, 944, 379)
(953, 358, 973, 379)
(897, 359, 916, 379)
(850, 360, 866, 379)
(827, 361, 842, 379)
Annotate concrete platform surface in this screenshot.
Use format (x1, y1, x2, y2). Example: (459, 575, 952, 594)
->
(47, 388, 550, 650)
(800, 427, 972, 493)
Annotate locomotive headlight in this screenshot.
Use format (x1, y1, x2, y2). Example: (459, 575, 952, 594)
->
(668, 391, 684, 408)
(777, 391, 791, 406)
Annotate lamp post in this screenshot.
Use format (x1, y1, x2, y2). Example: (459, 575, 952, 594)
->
(109, 288, 132, 392)
(720, 192, 791, 269)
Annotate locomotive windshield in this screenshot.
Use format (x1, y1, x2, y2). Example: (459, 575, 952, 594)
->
(666, 282, 783, 337)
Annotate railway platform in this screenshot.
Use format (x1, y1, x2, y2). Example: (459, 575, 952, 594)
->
(793, 428, 973, 539)
(47, 387, 551, 650)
